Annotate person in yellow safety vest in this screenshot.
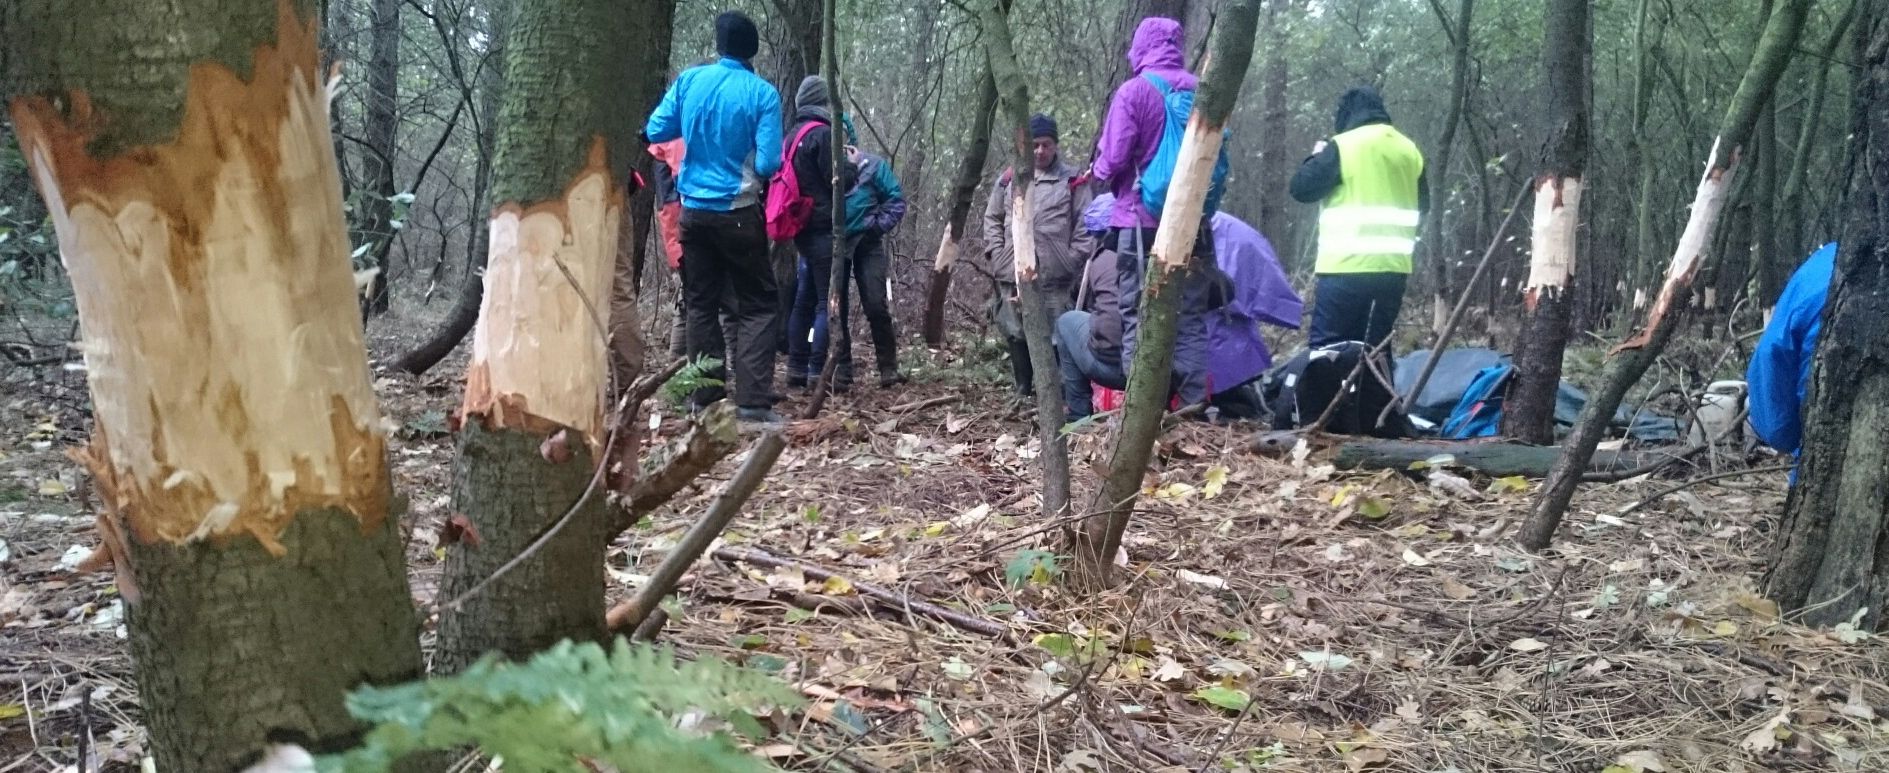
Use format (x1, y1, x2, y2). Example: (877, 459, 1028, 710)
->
(1289, 85, 1428, 350)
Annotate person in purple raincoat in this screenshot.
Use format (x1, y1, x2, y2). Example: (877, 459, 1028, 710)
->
(1058, 193, 1302, 421)
(1089, 16, 1230, 409)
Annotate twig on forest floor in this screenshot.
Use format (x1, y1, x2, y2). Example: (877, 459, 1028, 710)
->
(886, 394, 957, 414)
(607, 432, 787, 632)
(1615, 463, 1793, 517)
(712, 546, 1014, 641)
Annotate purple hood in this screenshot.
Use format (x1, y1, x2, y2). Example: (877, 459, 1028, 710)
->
(1092, 18, 1196, 229)
(1206, 212, 1303, 390)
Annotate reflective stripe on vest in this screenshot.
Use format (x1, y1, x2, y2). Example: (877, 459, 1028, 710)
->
(1317, 123, 1424, 274)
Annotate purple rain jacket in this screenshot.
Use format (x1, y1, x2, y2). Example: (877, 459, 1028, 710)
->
(1204, 212, 1303, 391)
(1091, 18, 1196, 229)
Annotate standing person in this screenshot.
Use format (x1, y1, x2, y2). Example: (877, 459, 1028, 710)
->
(644, 11, 785, 423)
(783, 75, 858, 390)
(983, 113, 1094, 396)
(838, 123, 911, 387)
(1290, 85, 1427, 350)
(1090, 17, 1225, 406)
(648, 137, 688, 358)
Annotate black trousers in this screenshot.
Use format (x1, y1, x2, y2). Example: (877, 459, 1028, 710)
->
(839, 232, 899, 375)
(1309, 272, 1407, 349)
(680, 206, 778, 408)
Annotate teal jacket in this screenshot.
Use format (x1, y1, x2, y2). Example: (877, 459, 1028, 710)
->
(844, 152, 906, 236)
(645, 58, 783, 211)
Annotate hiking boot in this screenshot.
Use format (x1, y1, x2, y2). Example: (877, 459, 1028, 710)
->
(877, 368, 909, 388)
(785, 372, 809, 389)
(735, 407, 786, 426)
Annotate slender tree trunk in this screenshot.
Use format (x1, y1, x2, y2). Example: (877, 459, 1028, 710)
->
(1752, 103, 1782, 308)
(1780, 0, 1858, 285)
(1502, 0, 1588, 445)
(359, 0, 401, 317)
(1626, 0, 1662, 313)
(434, 0, 645, 671)
(1765, 3, 1889, 628)
(1521, 0, 1813, 551)
(979, 0, 1071, 520)
(1072, 0, 1262, 588)
(803, 0, 850, 416)
(1255, 0, 1296, 268)
(922, 68, 998, 347)
(2, 2, 424, 769)
(1426, 0, 1475, 334)
(391, 0, 509, 375)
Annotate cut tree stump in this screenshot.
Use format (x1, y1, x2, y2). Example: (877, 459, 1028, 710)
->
(1330, 439, 1683, 478)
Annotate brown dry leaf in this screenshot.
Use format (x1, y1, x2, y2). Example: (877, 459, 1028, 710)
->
(1740, 708, 1791, 753)
(1343, 744, 1388, 771)
(1733, 591, 1780, 621)
(1440, 575, 1476, 600)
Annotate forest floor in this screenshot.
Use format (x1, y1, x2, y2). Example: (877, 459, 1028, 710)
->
(3, 312, 1889, 772)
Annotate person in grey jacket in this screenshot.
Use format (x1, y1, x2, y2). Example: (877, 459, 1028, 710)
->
(983, 113, 1094, 396)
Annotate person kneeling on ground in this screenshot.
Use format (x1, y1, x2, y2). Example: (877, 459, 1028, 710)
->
(1747, 241, 1836, 481)
(1058, 194, 1302, 422)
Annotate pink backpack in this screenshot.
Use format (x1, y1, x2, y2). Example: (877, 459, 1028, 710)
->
(765, 122, 823, 242)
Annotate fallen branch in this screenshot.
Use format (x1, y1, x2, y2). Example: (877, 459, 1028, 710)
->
(1330, 439, 1685, 479)
(1615, 463, 1792, 517)
(886, 394, 957, 414)
(608, 432, 787, 632)
(712, 546, 1013, 640)
(618, 405, 741, 522)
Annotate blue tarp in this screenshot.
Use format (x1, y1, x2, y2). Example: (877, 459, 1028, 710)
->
(1393, 348, 1682, 442)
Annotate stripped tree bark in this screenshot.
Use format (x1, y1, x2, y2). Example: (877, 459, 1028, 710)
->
(2, 1, 425, 768)
(1764, 3, 1889, 629)
(1520, 0, 1812, 551)
(980, 0, 1072, 520)
(1071, 0, 1262, 588)
(433, 0, 649, 671)
(1502, 0, 1588, 445)
(922, 67, 998, 347)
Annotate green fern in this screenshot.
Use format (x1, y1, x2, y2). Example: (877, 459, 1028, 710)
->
(662, 356, 726, 407)
(318, 639, 800, 772)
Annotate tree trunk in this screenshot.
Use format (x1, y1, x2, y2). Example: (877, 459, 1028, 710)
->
(1072, 0, 1262, 588)
(1780, 0, 1857, 285)
(433, 0, 644, 670)
(979, 0, 1071, 519)
(1764, 3, 1889, 630)
(1255, 0, 1296, 269)
(1625, 0, 1661, 314)
(358, 0, 401, 317)
(922, 67, 998, 347)
(2, 2, 424, 769)
(1503, 0, 1588, 445)
(1425, 0, 1475, 335)
(803, 0, 849, 417)
(391, 0, 509, 376)
(1520, 0, 1813, 551)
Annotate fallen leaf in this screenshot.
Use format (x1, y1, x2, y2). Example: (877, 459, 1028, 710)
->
(1440, 576, 1476, 600)
(941, 657, 974, 681)
(1056, 749, 1107, 772)
(1191, 685, 1250, 712)
(1153, 482, 1198, 501)
(1394, 698, 1421, 721)
(0, 704, 23, 720)
(1840, 689, 1876, 720)
(1401, 547, 1433, 567)
(1202, 465, 1230, 499)
(1734, 591, 1780, 621)
(1608, 557, 1646, 573)
(1343, 744, 1388, 771)
(1298, 650, 1353, 671)
(922, 521, 950, 538)
(1610, 749, 1667, 773)
(1357, 496, 1392, 520)
(37, 479, 68, 496)
(1487, 475, 1530, 494)
(1153, 657, 1186, 682)
(1177, 569, 1228, 589)
(822, 576, 855, 595)
(1713, 620, 1738, 637)
(1508, 637, 1549, 653)
(1740, 708, 1791, 753)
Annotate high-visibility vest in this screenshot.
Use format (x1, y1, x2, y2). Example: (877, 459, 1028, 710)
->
(1316, 123, 1424, 274)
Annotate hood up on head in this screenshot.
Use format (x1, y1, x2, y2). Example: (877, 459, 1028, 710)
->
(1333, 85, 1394, 133)
(795, 75, 833, 123)
(1127, 17, 1185, 75)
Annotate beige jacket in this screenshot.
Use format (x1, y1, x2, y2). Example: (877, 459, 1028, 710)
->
(983, 156, 1095, 291)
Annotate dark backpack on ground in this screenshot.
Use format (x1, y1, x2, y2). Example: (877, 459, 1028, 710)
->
(1262, 342, 1409, 438)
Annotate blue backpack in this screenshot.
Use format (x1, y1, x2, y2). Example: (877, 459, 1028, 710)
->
(1138, 73, 1231, 219)
(1440, 363, 1514, 439)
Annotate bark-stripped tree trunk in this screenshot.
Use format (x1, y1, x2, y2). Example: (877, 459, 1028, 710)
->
(357, 0, 400, 317)
(391, 0, 510, 375)
(433, 0, 644, 671)
(979, 0, 1072, 519)
(1765, 4, 1889, 628)
(922, 68, 998, 347)
(1520, 0, 1812, 552)
(2, 2, 425, 769)
(1425, 0, 1475, 334)
(1502, 0, 1588, 445)
(1780, 0, 1858, 287)
(1072, 0, 1261, 588)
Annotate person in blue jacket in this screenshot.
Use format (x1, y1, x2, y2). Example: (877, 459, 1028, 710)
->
(644, 11, 786, 424)
(1747, 242, 1837, 476)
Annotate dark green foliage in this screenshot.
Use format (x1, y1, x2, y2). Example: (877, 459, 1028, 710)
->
(321, 639, 801, 772)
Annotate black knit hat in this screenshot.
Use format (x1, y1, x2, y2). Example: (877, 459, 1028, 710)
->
(715, 11, 760, 60)
(1029, 113, 1058, 141)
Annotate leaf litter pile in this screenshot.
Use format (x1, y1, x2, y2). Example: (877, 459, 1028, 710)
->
(5, 343, 1889, 772)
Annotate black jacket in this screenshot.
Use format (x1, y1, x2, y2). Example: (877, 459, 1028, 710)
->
(1289, 86, 1430, 214)
(788, 115, 857, 232)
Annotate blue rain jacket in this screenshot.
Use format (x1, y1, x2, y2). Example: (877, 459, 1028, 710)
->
(645, 58, 783, 211)
(1747, 242, 1836, 465)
